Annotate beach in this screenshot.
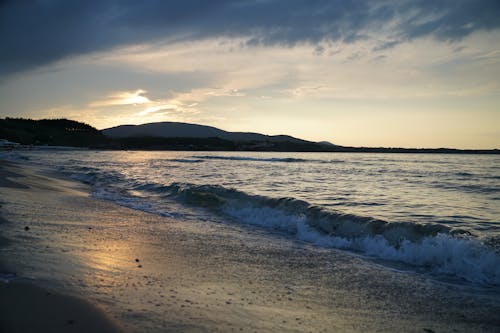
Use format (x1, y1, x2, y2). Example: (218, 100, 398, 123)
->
(1, 157, 500, 332)
(0, 160, 122, 333)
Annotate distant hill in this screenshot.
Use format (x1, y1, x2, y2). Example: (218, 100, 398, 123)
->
(0, 118, 107, 147)
(317, 141, 337, 147)
(102, 121, 312, 144)
(103, 122, 223, 139)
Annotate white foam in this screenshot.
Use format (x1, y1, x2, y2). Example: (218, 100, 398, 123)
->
(224, 204, 500, 285)
(299, 222, 500, 285)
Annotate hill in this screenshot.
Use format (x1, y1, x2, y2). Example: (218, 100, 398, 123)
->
(102, 122, 311, 144)
(0, 118, 107, 147)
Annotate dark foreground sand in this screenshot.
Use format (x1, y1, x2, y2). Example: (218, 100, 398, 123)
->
(0, 159, 499, 332)
(0, 282, 122, 333)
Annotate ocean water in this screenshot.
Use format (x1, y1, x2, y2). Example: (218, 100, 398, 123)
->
(4, 150, 500, 285)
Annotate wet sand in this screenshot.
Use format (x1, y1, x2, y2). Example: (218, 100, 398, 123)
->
(0, 159, 499, 332)
(0, 160, 122, 333)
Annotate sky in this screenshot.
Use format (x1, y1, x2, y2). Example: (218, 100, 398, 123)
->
(1, 0, 500, 149)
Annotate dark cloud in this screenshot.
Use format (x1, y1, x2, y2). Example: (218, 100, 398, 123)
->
(1, 0, 499, 76)
(398, 0, 500, 40)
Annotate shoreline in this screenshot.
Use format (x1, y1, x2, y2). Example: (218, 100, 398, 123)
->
(0, 158, 499, 332)
(2, 145, 500, 155)
(0, 160, 122, 333)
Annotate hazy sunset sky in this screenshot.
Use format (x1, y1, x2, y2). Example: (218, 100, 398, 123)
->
(1, 0, 500, 148)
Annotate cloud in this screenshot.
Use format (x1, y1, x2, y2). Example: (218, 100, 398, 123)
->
(373, 40, 401, 51)
(136, 104, 178, 116)
(398, 1, 500, 40)
(89, 89, 201, 120)
(1, 0, 500, 76)
(89, 89, 151, 107)
(205, 88, 245, 97)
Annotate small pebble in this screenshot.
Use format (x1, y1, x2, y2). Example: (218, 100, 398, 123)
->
(24, 226, 30, 231)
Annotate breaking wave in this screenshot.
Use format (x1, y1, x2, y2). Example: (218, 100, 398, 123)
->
(158, 183, 500, 285)
(62, 165, 500, 285)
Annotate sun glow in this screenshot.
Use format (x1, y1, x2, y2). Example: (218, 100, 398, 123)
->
(89, 89, 151, 107)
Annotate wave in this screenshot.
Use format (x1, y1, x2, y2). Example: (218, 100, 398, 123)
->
(157, 183, 500, 285)
(192, 155, 311, 163)
(192, 155, 347, 164)
(169, 158, 205, 163)
(455, 172, 474, 177)
(58, 164, 500, 285)
(92, 187, 177, 218)
(64, 166, 122, 185)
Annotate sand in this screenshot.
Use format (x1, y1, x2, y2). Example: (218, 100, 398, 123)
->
(0, 159, 499, 332)
(0, 160, 121, 333)
(0, 282, 122, 333)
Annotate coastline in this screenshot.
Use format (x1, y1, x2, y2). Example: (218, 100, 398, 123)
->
(0, 160, 122, 333)
(1, 118, 499, 154)
(0, 158, 499, 332)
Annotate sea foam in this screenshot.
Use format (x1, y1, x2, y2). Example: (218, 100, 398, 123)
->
(165, 182, 500, 285)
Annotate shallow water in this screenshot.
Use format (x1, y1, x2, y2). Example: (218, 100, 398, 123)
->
(4, 150, 500, 284)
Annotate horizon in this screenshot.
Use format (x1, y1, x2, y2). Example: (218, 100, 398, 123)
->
(3, 116, 499, 151)
(1, 1, 500, 149)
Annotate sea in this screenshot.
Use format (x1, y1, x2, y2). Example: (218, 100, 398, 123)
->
(4, 149, 500, 285)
